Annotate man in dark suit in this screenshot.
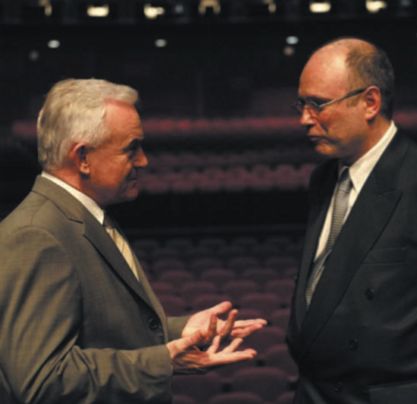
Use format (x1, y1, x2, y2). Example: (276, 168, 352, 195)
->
(287, 37, 417, 403)
(0, 79, 266, 403)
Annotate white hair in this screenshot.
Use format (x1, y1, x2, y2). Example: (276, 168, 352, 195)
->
(37, 78, 138, 171)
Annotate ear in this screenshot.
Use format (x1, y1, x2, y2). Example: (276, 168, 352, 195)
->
(69, 143, 91, 176)
(363, 86, 381, 121)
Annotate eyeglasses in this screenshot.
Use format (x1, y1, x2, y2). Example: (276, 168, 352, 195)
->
(292, 87, 367, 116)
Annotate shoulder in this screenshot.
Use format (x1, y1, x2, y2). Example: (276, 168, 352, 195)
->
(0, 188, 84, 251)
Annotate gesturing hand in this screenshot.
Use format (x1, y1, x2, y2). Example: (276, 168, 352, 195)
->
(167, 330, 256, 373)
(182, 301, 267, 343)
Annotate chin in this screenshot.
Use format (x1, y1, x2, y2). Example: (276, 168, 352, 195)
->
(315, 145, 338, 159)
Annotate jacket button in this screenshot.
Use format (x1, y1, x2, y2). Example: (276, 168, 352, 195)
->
(348, 338, 359, 351)
(365, 288, 375, 300)
(148, 316, 161, 331)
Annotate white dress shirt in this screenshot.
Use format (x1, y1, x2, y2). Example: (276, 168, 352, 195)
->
(315, 121, 398, 259)
(41, 171, 105, 225)
(41, 172, 140, 280)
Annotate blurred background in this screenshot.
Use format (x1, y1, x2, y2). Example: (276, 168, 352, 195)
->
(0, 1, 416, 402)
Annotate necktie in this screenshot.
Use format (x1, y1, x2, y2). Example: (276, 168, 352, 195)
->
(103, 215, 140, 281)
(305, 167, 352, 305)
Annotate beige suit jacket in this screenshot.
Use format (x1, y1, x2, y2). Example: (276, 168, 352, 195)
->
(0, 176, 188, 403)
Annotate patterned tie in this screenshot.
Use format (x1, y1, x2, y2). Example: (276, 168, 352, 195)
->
(103, 214, 140, 281)
(305, 167, 352, 305)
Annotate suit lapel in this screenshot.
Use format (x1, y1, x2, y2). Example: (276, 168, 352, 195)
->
(92, 220, 168, 334)
(296, 133, 407, 358)
(293, 163, 338, 330)
(32, 176, 158, 314)
(82, 216, 156, 310)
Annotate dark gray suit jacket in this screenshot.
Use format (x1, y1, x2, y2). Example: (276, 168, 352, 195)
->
(0, 176, 188, 403)
(288, 131, 417, 404)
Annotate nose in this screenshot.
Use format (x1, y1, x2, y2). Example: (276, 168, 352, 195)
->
(299, 107, 316, 126)
(134, 149, 149, 168)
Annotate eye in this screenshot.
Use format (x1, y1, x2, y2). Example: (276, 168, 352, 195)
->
(305, 97, 328, 108)
(124, 139, 143, 158)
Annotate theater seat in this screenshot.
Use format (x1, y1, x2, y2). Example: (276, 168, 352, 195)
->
(230, 367, 289, 401)
(172, 372, 223, 402)
(208, 391, 263, 404)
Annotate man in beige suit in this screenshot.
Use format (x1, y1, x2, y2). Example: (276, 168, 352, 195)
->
(0, 79, 266, 403)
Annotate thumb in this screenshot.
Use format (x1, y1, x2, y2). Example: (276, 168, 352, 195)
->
(209, 300, 232, 315)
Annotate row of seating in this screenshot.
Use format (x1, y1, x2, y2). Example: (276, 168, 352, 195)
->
(172, 365, 296, 403)
(136, 246, 301, 266)
(131, 234, 302, 257)
(146, 150, 315, 171)
(153, 280, 294, 312)
(132, 235, 302, 276)
(174, 391, 294, 404)
(138, 163, 315, 193)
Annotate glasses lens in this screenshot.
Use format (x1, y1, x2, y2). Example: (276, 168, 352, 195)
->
(292, 99, 321, 115)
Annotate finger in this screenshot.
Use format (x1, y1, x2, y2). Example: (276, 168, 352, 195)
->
(202, 313, 218, 344)
(231, 323, 267, 338)
(218, 309, 238, 337)
(208, 300, 233, 316)
(210, 348, 258, 366)
(206, 335, 221, 354)
(221, 337, 243, 353)
(234, 319, 268, 328)
(231, 319, 268, 338)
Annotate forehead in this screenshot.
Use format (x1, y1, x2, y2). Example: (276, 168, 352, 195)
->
(105, 100, 143, 138)
(299, 48, 350, 97)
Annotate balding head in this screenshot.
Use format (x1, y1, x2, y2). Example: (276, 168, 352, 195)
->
(307, 37, 395, 119)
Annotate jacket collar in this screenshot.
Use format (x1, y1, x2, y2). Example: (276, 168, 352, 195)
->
(31, 176, 166, 325)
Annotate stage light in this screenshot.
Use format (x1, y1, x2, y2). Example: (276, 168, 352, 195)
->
(47, 39, 60, 49)
(263, 0, 277, 14)
(366, 0, 387, 13)
(286, 35, 299, 45)
(243, 0, 278, 16)
(39, 0, 53, 17)
(28, 50, 40, 62)
(155, 38, 168, 48)
(397, 0, 416, 16)
(86, 4, 110, 17)
(143, 3, 166, 19)
(283, 45, 295, 56)
(198, 0, 221, 16)
(309, 0, 331, 13)
(20, 0, 60, 22)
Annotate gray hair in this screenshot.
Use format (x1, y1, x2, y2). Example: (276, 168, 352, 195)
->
(37, 78, 138, 171)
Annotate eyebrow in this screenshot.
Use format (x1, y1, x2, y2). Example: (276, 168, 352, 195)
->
(123, 138, 143, 153)
(298, 95, 330, 103)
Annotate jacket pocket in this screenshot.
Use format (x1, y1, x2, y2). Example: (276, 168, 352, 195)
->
(363, 247, 406, 264)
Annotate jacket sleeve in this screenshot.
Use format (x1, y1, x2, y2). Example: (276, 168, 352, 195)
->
(0, 226, 173, 404)
(166, 316, 189, 341)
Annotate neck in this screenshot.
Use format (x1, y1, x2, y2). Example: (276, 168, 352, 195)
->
(342, 117, 392, 166)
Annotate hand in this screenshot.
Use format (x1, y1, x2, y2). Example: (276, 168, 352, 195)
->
(182, 301, 267, 342)
(167, 330, 256, 373)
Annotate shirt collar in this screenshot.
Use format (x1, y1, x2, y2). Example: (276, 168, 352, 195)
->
(41, 171, 105, 225)
(343, 121, 397, 194)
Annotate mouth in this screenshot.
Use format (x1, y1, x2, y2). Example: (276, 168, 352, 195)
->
(308, 135, 325, 144)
